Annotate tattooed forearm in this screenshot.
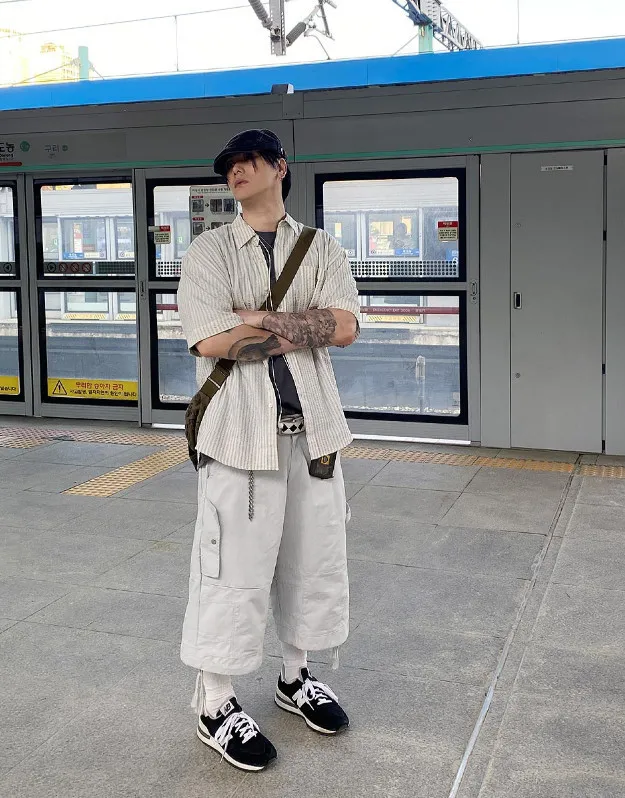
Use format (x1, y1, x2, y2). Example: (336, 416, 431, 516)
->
(260, 309, 337, 348)
(227, 333, 283, 361)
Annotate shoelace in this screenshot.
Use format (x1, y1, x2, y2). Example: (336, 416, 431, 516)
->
(297, 677, 339, 709)
(214, 710, 260, 756)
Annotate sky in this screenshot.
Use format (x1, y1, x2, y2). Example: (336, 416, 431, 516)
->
(1, 0, 625, 81)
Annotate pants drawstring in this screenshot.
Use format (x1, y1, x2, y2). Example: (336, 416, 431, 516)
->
(248, 470, 254, 521)
(330, 646, 340, 670)
(191, 670, 205, 716)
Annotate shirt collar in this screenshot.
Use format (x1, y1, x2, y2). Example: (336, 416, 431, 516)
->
(231, 212, 299, 250)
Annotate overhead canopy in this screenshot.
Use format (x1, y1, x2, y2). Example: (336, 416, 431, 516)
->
(0, 37, 624, 112)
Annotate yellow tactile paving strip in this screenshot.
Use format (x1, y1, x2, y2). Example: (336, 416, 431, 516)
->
(579, 464, 625, 479)
(0, 425, 624, 497)
(65, 445, 188, 497)
(342, 446, 577, 472)
(0, 425, 179, 447)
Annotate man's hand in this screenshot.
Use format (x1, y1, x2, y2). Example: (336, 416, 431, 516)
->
(234, 308, 358, 348)
(235, 309, 268, 328)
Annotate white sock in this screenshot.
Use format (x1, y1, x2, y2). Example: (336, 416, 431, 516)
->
(281, 642, 308, 684)
(197, 671, 236, 718)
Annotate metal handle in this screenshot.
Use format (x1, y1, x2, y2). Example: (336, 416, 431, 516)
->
(513, 292, 522, 310)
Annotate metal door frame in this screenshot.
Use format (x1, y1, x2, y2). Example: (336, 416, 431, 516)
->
(300, 155, 480, 444)
(136, 166, 216, 427)
(0, 174, 31, 417)
(24, 170, 140, 422)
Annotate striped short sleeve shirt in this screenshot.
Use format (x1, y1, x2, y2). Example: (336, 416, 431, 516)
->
(177, 213, 361, 471)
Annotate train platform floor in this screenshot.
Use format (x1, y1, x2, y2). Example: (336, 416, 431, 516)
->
(0, 416, 624, 798)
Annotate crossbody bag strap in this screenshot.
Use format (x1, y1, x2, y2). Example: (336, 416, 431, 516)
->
(198, 225, 316, 400)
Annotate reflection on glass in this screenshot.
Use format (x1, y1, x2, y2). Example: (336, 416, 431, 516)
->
(368, 213, 419, 257)
(153, 185, 238, 276)
(325, 213, 357, 257)
(115, 217, 135, 259)
(39, 183, 134, 276)
(0, 290, 20, 397)
(331, 295, 461, 416)
(322, 177, 459, 278)
(43, 291, 138, 401)
(154, 185, 195, 278)
(155, 292, 195, 402)
(0, 186, 16, 276)
(175, 217, 191, 259)
(42, 219, 59, 259)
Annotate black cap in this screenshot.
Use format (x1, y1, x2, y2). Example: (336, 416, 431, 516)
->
(213, 129, 287, 176)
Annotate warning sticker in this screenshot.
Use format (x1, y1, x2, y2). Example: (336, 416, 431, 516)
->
(437, 221, 459, 242)
(0, 375, 19, 395)
(48, 378, 138, 401)
(154, 231, 171, 244)
(541, 165, 574, 172)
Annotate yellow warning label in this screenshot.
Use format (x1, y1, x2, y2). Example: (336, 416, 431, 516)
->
(63, 313, 107, 320)
(368, 315, 423, 323)
(48, 378, 138, 401)
(0, 375, 19, 395)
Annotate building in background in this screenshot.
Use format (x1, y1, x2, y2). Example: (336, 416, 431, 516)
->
(0, 30, 92, 85)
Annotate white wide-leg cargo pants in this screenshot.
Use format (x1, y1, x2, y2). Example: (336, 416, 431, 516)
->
(180, 433, 350, 676)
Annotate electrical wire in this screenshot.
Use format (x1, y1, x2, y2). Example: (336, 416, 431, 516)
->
(0, 4, 250, 40)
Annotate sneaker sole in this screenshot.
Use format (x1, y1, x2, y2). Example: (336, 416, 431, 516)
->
(274, 689, 348, 735)
(196, 723, 273, 772)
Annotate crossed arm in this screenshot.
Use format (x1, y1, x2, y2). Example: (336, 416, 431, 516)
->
(194, 308, 358, 361)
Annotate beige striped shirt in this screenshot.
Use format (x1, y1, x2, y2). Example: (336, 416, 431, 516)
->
(177, 213, 360, 471)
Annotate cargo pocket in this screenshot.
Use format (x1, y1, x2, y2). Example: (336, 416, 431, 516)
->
(199, 497, 221, 579)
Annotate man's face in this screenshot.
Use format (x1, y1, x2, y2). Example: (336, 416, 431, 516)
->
(225, 152, 285, 202)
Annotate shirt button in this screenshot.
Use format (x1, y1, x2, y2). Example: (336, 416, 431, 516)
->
(211, 538, 217, 545)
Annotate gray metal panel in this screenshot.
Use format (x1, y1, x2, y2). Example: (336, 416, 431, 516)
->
(348, 419, 468, 441)
(134, 169, 151, 427)
(301, 73, 625, 119)
(0, 95, 286, 135)
(0, 401, 27, 416)
(294, 99, 625, 162)
(25, 176, 43, 417)
(605, 148, 625, 454)
(465, 155, 480, 443)
(38, 404, 138, 422)
(15, 174, 32, 415)
(510, 150, 604, 452)
(480, 154, 511, 448)
(151, 408, 185, 426)
(125, 120, 295, 165)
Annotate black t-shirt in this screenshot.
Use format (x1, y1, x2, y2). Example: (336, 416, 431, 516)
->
(256, 231, 303, 417)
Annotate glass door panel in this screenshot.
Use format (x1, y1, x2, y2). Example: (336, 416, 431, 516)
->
(41, 290, 138, 404)
(37, 181, 135, 277)
(317, 169, 467, 426)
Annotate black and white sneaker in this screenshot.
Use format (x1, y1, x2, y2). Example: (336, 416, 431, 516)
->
(197, 697, 277, 772)
(275, 667, 349, 735)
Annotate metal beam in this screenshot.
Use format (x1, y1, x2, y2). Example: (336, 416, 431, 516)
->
(392, 0, 482, 51)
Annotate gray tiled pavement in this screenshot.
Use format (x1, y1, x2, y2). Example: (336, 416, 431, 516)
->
(1, 421, 625, 797)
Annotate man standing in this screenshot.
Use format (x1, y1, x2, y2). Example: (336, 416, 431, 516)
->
(177, 129, 360, 772)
